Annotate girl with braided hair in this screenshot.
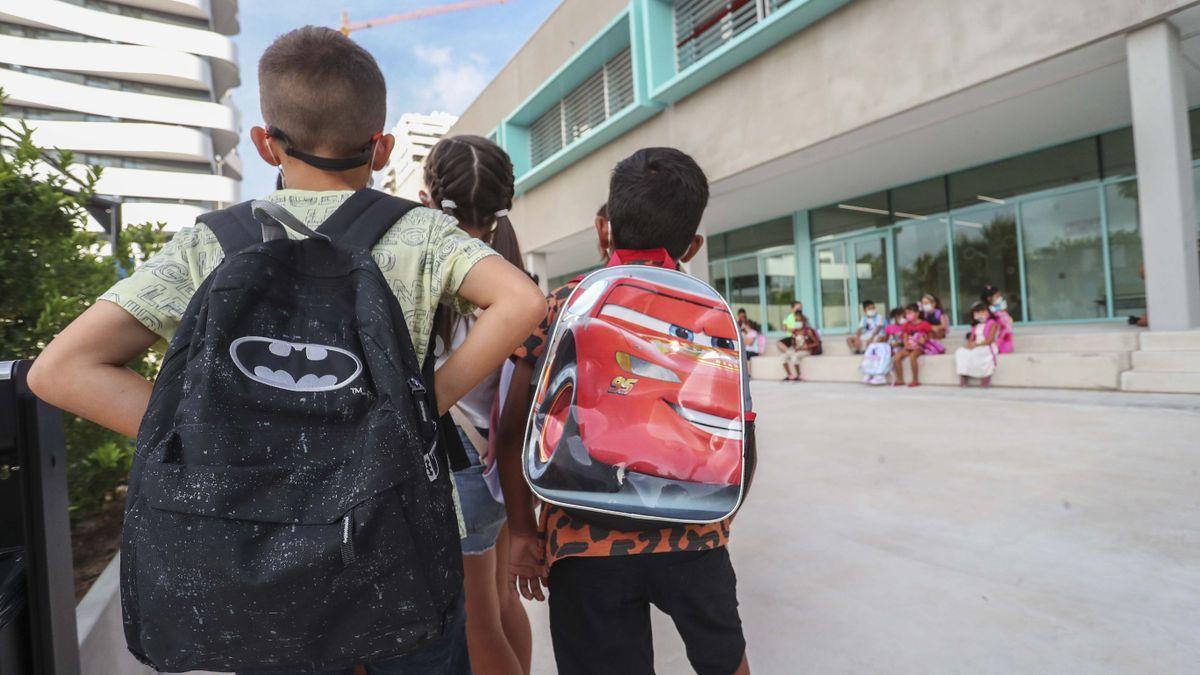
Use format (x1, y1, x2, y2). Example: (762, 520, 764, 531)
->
(422, 134, 533, 675)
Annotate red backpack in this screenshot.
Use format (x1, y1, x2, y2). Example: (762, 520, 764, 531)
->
(522, 264, 756, 531)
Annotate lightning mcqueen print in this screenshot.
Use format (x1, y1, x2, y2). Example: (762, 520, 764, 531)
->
(523, 265, 752, 525)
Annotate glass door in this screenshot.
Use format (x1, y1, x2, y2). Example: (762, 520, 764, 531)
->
(815, 242, 849, 331)
(847, 233, 892, 328)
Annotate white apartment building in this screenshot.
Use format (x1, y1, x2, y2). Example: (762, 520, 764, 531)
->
(0, 0, 241, 231)
(381, 111, 457, 200)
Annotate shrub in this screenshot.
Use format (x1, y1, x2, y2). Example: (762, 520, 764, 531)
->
(0, 92, 167, 520)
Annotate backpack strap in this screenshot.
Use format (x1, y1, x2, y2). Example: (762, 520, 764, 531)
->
(426, 307, 473, 473)
(316, 188, 421, 249)
(196, 201, 259, 256)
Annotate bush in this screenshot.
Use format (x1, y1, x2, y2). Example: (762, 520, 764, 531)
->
(0, 93, 167, 520)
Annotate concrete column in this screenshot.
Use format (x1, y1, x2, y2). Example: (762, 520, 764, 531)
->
(1127, 21, 1200, 330)
(524, 251, 549, 293)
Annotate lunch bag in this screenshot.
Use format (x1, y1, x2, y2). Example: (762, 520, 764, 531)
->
(522, 264, 756, 531)
(121, 189, 463, 672)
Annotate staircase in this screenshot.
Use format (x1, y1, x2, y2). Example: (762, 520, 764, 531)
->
(748, 327, 1142, 391)
(1120, 331, 1200, 393)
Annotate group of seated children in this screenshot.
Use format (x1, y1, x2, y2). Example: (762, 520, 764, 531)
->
(856, 286, 1014, 387)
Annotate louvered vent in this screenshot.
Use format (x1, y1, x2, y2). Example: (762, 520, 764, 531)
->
(528, 47, 635, 169)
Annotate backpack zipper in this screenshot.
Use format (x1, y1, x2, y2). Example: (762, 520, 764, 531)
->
(340, 511, 356, 566)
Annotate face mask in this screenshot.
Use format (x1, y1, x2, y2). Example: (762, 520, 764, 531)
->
(921, 303, 933, 312)
(991, 297, 1007, 312)
(974, 315, 988, 324)
(866, 309, 877, 317)
(897, 317, 907, 325)
(906, 314, 918, 323)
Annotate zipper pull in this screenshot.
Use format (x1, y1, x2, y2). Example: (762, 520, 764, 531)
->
(340, 511, 356, 566)
(407, 376, 426, 395)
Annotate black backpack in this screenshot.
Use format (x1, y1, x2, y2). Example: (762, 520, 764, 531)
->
(120, 189, 464, 672)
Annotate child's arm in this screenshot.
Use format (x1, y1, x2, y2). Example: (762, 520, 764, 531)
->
(436, 256, 545, 414)
(494, 358, 549, 601)
(981, 323, 999, 347)
(27, 301, 162, 438)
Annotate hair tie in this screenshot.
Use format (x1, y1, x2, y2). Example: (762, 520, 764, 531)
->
(441, 199, 457, 211)
(494, 209, 509, 218)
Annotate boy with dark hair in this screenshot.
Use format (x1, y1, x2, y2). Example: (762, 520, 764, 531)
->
(496, 147, 751, 675)
(29, 26, 545, 674)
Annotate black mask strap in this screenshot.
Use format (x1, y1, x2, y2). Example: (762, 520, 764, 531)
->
(267, 126, 381, 171)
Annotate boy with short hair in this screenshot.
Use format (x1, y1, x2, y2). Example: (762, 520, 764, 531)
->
(29, 26, 545, 674)
(495, 147, 751, 675)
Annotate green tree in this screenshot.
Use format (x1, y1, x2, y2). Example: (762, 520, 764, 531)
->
(1, 93, 167, 519)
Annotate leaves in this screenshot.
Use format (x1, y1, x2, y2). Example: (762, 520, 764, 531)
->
(0, 91, 168, 520)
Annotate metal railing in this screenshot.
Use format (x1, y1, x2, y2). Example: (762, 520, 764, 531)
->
(0, 360, 81, 675)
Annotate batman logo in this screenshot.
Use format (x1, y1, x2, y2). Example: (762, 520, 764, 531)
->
(229, 336, 362, 392)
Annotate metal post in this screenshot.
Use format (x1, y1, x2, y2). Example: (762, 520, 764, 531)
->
(0, 360, 81, 675)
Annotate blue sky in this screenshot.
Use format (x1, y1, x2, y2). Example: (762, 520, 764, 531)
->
(231, 0, 561, 196)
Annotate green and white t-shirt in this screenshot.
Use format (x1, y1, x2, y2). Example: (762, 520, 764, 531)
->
(100, 189, 497, 363)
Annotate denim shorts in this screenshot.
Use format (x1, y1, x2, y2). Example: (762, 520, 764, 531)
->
(452, 426, 506, 555)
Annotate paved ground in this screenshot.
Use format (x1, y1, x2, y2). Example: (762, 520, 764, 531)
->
(523, 382, 1200, 674)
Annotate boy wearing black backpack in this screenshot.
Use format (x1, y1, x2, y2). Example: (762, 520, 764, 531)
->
(29, 27, 545, 675)
(495, 148, 752, 675)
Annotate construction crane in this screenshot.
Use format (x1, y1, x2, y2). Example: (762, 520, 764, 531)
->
(340, 0, 514, 36)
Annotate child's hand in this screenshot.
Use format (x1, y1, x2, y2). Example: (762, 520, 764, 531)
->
(508, 528, 549, 602)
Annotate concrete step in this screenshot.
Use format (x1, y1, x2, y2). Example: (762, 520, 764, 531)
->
(1013, 331, 1139, 353)
(1131, 350, 1200, 372)
(1139, 330, 1200, 352)
(1121, 370, 1200, 394)
(749, 351, 1130, 390)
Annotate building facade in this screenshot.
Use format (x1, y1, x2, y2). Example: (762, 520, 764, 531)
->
(0, 0, 241, 231)
(451, 0, 1200, 334)
(381, 111, 458, 201)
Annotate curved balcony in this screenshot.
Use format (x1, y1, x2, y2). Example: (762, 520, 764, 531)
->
(8, 119, 215, 163)
(0, 69, 238, 155)
(120, 201, 210, 230)
(0, 0, 239, 96)
(91, 166, 239, 203)
(0, 35, 213, 93)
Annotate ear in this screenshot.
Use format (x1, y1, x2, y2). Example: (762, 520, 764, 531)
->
(594, 215, 612, 257)
(251, 126, 279, 166)
(678, 234, 705, 263)
(418, 190, 434, 209)
(371, 133, 396, 172)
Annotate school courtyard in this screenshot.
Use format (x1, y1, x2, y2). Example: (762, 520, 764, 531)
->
(523, 381, 1200, 674)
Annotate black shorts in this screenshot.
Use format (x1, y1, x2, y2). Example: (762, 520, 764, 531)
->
(547, 548, 745, 675)
(779, 336, 795, 348)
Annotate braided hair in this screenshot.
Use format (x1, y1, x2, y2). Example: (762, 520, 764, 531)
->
(424, 134, 525, 348)
(423, 134, 522, 270)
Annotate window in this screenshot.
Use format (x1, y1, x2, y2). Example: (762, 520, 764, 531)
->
(708, 217, 793, 259)
(61, 0, 212, 29)
(529, 48, 635, 168)
(674, 0, 759, 70)
(1, 64, 211, 101)
(672, 0, 795, 71)
(952, 205, 1022, 321)
(1101, 129, 1135, 180)
(728, 258, 762, 328)
(948, 138, 1099, 211)
(1020, 189, 1105, 321)
(894, 219, 951, 311)
(810, 191, 889, 239)
(762, 251, 795, 332)
(1105, 181, 1146, 316)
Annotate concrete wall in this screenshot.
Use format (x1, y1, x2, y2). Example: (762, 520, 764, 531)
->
(450, 0, 1197, 255)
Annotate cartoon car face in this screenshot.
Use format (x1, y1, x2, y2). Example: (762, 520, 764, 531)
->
(525, 267, 746, 522)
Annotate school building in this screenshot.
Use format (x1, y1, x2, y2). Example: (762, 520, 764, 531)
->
(448, 0, 1200, 392)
